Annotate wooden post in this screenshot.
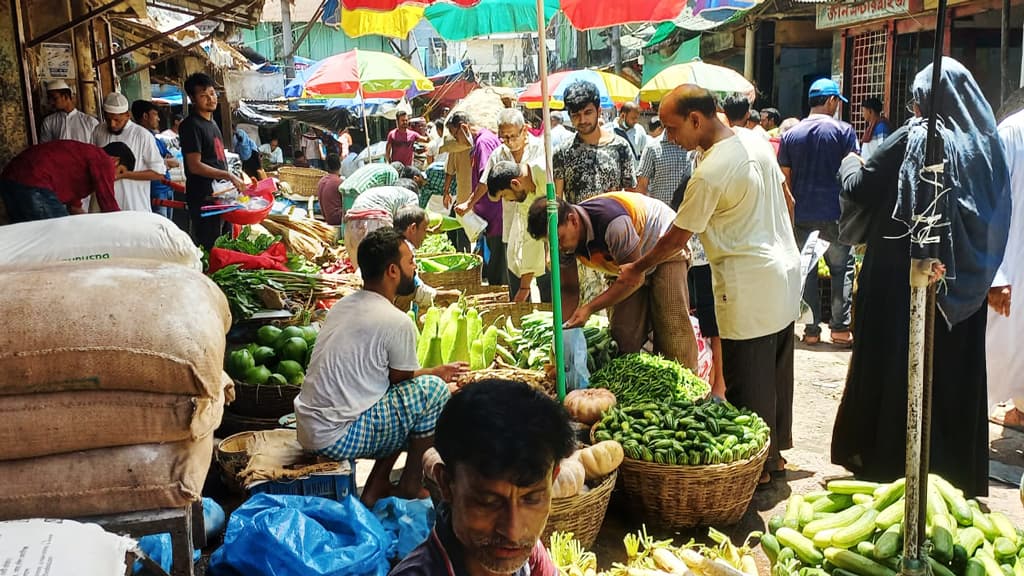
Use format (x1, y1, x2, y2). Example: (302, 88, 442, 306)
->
(1001, 0, 1011, 103)
(281, 0, 294, 80)
(72, 0, 98, 117)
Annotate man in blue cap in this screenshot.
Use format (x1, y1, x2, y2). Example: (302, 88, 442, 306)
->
(778, 78, 859, 346)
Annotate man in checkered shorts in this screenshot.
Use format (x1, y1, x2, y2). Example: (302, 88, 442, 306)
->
(294, 228, 467, 506)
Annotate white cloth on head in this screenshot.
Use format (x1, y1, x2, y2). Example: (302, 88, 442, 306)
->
(294, 290, 420, 450)
(92, 120, 166, 212)
(39, 108, 98, 144)
(986, 109, 1024, 409)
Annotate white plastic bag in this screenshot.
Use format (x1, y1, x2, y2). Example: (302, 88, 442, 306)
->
(798, 230, 830, 324)
(0, 518, 136, 576)
(0, 211, 203, 270)
(457, 211, 488, 244)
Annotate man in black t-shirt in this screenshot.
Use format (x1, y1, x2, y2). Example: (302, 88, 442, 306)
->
(179, 72, 244, 250)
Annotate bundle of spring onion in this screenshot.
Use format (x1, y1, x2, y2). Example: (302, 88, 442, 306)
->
(547, 526, 759, 576)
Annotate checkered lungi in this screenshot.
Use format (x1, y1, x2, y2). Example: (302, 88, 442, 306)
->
(315, 375, 450, 461)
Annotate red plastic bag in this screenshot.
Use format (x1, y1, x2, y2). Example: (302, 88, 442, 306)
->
(207, 242, 291, 273)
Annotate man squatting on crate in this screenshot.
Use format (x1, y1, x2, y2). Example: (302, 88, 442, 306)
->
(294, 228, 467, 506)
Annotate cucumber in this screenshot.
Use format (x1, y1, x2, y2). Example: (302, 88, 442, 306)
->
(967, 558, 988, 576)
(931, 474, 973, 527)
(979, 549, 1008, 576)
(974, 509, 1002, 542)
(953, 545, 969, 575)
(931, 515, 955, 563)
(834, 569, 863, 576)
(785, 494, 805, 530)
(804, 505, 867, 538)
(833, 509, 880, 549)
(853, 493, 875, 506)
(800, 569, 830, 576)
(761, 533, 781, 565)
(874, 523, 903, 560)
(991, 513, 1019, 546)
(928, 555, 958, 576)
(778, 547, 796, 564)
(878, 556, 900, 572)
(814, 528, 840, 550)
(995, 538, 1018, 564)
(769, 515, 785, 534)
(872, 479, 906, 512)
(824, 547, 896, 576)
(959, 527, 987, 557)
(857, 541, 876, 558)
(829, 480, 883, 495)
(800, 502, 816, 528)
(777, 527, 825, 566)
(1013, 557, 1024, 576)
(813, 493, 855, 514)
(927, 484, 950, 526)
(876, 498, 905, 531)
(1004, 566, 1016, 576)
(804, 490, 832, 503)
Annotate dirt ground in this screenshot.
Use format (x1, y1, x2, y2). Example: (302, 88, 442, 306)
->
(584, 326, 1024, 569)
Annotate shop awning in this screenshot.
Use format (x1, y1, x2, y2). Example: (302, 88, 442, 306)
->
(144, 0, 265, 29)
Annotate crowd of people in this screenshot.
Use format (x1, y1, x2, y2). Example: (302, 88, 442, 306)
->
(2, 54, 1021, 572)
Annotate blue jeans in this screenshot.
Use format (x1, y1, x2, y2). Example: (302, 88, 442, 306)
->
(0, 181, 69, 222)
(795, 221, 854, 336)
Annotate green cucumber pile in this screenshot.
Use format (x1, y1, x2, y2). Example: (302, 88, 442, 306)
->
(760, 475, 1024, 576)
(591, 352, 710, 405)
(592, 398, 769, 466)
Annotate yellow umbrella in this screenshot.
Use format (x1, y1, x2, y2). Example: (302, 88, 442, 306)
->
(340, 5, 424, 39)
(640, 58, 755, 103)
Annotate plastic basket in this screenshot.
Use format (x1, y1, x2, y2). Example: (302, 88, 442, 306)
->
(248, 465, 356, 501)
(222, 179, 276, 226)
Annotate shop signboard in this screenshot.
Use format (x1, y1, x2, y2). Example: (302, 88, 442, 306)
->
(40, 43, 74, 79)
(816, 0, 909, 29)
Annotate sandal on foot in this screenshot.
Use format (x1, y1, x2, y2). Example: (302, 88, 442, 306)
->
(802, 334, 820, 345)
(831, 331, 854, 346)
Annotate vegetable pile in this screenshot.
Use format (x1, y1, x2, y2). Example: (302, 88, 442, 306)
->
(548, 525, 760, 576)
(226, 324, 319, 386)
(498, 311, 614, 372)
(591, 353, 710, 405)
(758, 474, 1024, 576)
(416, 233, 456, 255)
(417, 253, 480, 274)
(416, 301, 499, 370)
(592, 398, 769, 466)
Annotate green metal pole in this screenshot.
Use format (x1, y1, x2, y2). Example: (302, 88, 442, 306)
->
(535, 0, 566, 401)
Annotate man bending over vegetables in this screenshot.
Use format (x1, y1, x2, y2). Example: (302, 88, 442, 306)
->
(390, 379, 574, 576)
(294, 228, 467, 506)
(395, 206, 460, 310)
(526, 193, 699, 370)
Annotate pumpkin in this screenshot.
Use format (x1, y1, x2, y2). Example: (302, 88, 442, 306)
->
(551, 458, 585, 498)
(563, 388, 616, 425)
(575, 441, 624, 481)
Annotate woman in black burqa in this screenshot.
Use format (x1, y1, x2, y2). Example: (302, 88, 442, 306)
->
(831, 57, 1012, 498)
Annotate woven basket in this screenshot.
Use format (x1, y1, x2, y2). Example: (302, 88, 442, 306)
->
(278, 166, 328, 198)
(419, 254, 483, 289)
(216, 432, 256, 493)
(231, 379, 302, 419)
(477, 302, 552, 326)
(616, 442, 769, 529)
(542, 471, 617, 549)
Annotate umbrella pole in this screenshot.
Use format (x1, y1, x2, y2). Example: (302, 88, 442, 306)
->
(535, 0, 566, 402)
(359, 87, 372, 161)
(902, 2, 946, 574)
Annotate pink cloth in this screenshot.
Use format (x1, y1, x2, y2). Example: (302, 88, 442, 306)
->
(387, 128, 419, 166)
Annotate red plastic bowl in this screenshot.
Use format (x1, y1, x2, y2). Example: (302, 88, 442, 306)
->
(222, 179, 276, 225)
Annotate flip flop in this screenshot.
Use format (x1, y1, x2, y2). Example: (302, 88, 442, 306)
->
(802, 334, 820, 345)
(831, 331, 854, 346)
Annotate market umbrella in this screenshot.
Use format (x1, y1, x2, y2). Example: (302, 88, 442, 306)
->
(519, 70, 639, 110)
(340, 6, 424, 39)
(302, 49, 434, 99)
(639, 58, 754, 103)
(303, 49, 434, 152)
(342, 0, 477, 10)
(423, 0, 559, 41)
(559, 0, 686, 30)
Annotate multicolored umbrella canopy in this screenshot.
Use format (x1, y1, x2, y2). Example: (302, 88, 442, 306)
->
(341, 0, 476, 11)
(559, 0, 686, 30)
(302, 49, 435, 99)
(639, 58, 754, 103)
(519, 69, 638, 110)
(340, 5, 424, 38)
(423, 0, 559, 41)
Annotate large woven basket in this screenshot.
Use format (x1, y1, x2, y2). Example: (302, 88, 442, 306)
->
(617, 442, 769, 529)
(278, 166, 328, 198)
(231, 379, 302, 419)
(420, 254, 483, 289)
(477, 302, 552, 326)
(542, 471, 617, 549)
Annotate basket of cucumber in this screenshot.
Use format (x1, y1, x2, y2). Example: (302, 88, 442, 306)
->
(591, 397, 771, 528)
